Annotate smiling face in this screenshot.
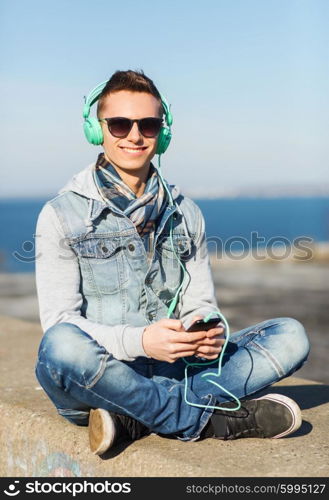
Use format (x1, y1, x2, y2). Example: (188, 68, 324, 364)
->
(99, 90, 162, 178)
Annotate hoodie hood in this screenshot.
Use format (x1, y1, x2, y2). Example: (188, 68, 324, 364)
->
(57, 162, 184, 236)
(58, 161, 181, 202)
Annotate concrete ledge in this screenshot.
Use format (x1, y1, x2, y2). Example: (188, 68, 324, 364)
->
(0, 315, 328, 477)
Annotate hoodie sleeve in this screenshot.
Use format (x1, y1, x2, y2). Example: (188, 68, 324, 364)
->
(35, 203, 148, 361)
(177, 201, 221, 330)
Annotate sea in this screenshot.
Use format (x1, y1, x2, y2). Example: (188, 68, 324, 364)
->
(0, 196, 328, 273)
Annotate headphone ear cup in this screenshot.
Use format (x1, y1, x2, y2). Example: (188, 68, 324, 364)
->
(156, 127, 172, 155)
(83, 117, 104, 145)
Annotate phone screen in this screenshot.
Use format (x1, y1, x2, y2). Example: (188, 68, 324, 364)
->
(186, 317, 221, 332)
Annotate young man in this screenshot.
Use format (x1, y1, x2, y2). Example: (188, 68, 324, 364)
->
(35, 70, 310, 455)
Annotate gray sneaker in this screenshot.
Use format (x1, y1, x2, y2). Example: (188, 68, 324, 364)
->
(202, 394, 302, 440)
(89, 408, 150, 455)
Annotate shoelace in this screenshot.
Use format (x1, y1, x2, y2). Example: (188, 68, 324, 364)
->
(224, 403, 262, 439)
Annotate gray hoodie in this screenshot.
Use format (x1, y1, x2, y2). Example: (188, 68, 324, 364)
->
(35, 162, 219, 361)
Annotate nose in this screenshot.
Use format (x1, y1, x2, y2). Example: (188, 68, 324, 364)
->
(126, 122, 143, 143)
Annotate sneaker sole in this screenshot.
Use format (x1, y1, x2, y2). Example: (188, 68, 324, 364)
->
(255, 394, 302, 438)
(89, 408, 116, 455)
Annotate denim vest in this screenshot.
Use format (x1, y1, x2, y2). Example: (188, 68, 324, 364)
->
(49, 189, 199, 329)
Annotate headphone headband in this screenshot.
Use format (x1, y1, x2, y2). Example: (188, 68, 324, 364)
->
(83, 82, 173, 125)
(83, 81, 107, 119)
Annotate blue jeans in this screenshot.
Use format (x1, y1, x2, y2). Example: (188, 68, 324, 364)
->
(35, 317, 310, 441)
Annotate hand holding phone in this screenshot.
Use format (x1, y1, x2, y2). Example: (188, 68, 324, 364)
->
(186, 316, 226, 360)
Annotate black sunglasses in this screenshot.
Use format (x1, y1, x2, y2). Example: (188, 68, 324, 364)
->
(99, 117, 163, 138)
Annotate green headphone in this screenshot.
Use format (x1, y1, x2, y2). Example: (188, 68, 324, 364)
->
(82, 80, 173, 155)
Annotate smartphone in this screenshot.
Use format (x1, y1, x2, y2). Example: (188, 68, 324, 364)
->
(186, 317, 222, 332)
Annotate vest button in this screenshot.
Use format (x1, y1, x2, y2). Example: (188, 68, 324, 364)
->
(101, 246, 109, 253)
(128, 243, 135, 252)
(148, 312, 155, 320)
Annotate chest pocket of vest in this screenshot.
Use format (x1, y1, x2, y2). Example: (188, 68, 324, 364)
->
(156, 234, 193, 291)
(69, 236, 127, 295)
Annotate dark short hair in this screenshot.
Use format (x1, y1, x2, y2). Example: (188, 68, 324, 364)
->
(97, 69, 163, 118)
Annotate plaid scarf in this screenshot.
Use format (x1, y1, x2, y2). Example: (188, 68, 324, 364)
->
(93, 153, 168, 260)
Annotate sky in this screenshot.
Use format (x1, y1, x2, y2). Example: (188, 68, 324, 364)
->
(0, 0, 328, 198)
